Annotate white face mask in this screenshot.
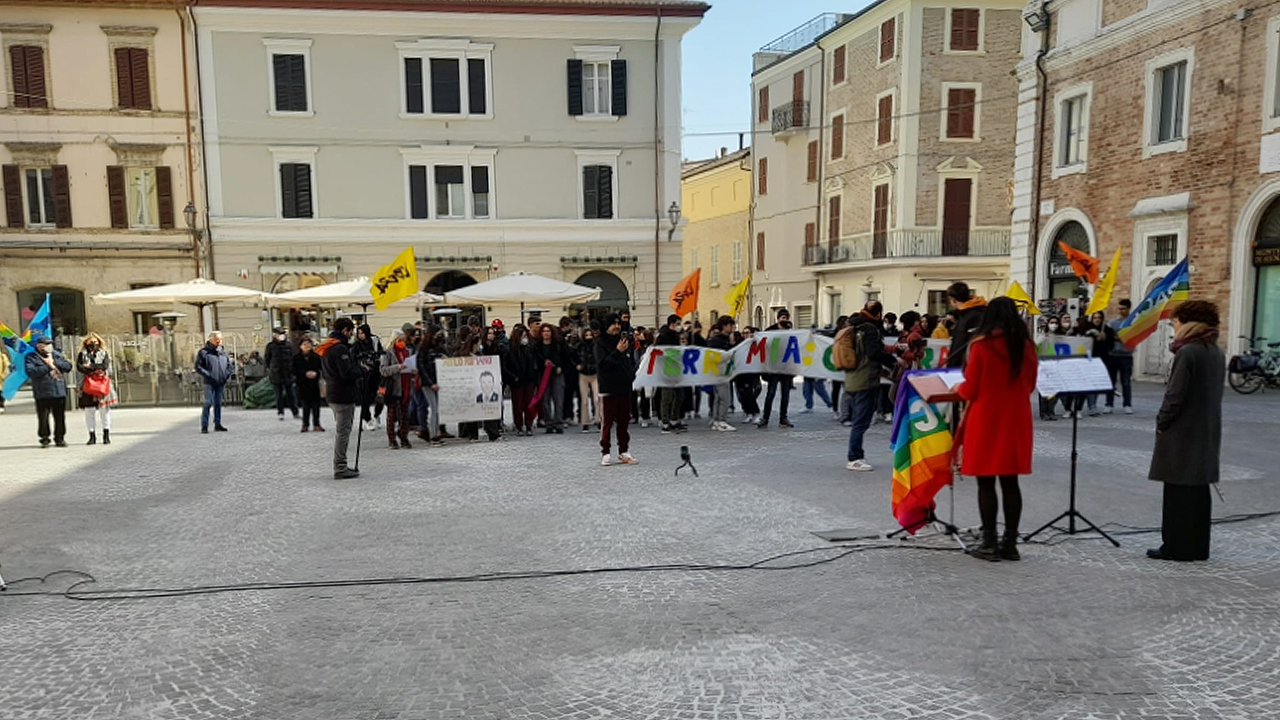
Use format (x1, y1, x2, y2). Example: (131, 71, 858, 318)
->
(520, 338, 529, 346)
(1048, 323, 1060, 332)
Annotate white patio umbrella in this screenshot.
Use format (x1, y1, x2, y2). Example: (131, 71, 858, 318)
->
(271, 277, 441, 310)
(91, 278, 276, 308)
(443, 271, 601, 307)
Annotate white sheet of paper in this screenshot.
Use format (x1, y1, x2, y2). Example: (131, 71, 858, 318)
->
(1036, 357, 1113, 396)
(937, 369, 966, 390)
(401, 355, 417, 374)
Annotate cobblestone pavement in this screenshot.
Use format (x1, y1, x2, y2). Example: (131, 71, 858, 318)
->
(1, 383, 1279, 720)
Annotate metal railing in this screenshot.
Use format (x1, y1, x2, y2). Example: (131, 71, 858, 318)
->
(760, 13, 847, 54)
(772, 101, 810, 134)
(802, 229, 1012, 266)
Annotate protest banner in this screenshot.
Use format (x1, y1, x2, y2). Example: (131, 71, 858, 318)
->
(1037, 336, 1092, 357)
(436, 355, 503, 423)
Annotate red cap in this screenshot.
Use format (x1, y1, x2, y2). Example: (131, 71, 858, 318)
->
(491, 319, 504, 328)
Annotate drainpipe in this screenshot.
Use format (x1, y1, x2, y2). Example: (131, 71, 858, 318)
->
(188, 2, 220, 329)
(1027, 3, 1049, 299)
(176, 2, 199, 280)
(653, 9, 663, 328)
(815, 45, 826, 326)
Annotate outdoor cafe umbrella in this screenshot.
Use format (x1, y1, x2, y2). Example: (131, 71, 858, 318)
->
(91, 278, 277, 331)
(442, 272, 601, 320)
(271, 277, 443, 310)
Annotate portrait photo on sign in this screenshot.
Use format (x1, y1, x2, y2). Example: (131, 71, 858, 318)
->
(476, 370, 500, 404)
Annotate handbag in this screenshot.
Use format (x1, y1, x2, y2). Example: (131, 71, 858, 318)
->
(82, 372, 111, 398)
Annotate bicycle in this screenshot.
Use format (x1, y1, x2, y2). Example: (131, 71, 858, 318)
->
(1228, 336, 1280, 394)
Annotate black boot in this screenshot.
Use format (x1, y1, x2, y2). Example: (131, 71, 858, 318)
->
(87, 431, 96, 446)
(999, 534, 1020, 561)
(969, 531, 1001, 562)
(102, 429, 111, 445)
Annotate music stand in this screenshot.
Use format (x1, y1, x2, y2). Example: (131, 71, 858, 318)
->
(1024, 356, 1120, 546)
(885, 370, 967, 550)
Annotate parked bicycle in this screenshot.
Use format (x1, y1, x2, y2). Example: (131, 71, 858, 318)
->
(1228, 336, 1280, 394)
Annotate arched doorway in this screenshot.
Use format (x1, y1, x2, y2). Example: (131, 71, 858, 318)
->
(570, 270, 630, 325)
(754, 305, 765, 330)
(17, 286, 86, 336)
(424, 270, 482, 330)
(425, 270, 477, 295)
(1252, 196, 1280, 345)
(1046, 221, 1090, 301)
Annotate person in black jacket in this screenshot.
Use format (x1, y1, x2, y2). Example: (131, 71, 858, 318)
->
(733, 327, 762, 423)
(196, 331, 232, 433)
(319, 318, 360, 479)
(293, 336, 324, 432)
(654, 314, 685, 432)
(758, 309, 795, 429)
(264, 327, 298, 421)
(353, 324, 384, 431)
(505, 325, 541, 437)
(576, 325, 601, 433)
(945, 282, 988, 368)
(414, 330, 445, 445)
(596, 314, 638, 465)
(535, 324, 567, 433)
(707, 316, 737, 431)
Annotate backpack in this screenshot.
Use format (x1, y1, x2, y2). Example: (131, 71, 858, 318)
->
(833, 326, 862, 371)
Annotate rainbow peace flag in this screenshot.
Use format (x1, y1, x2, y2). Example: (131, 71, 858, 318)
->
(1116, 257, 1190, 350)
(890, 370, 956, 533)
(0, 320, 21, 349)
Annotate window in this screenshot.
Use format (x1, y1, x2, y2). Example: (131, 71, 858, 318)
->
(409, 166, 429, 219)
(758, 158, 768, 196)
(807, 141, 818, 182)
(583, 165, 614, 219)
(828, 194, 841, 243)
(265, 39, 312, 115)
(873, 183, 890, 257)
(1154, 61, 1187, 144)
(831, 114, 845, 159)
(943, 85, 978, 140)
(434, 166, 465, 218)
(9, 45, 48, 108)
(1150, 233, 1178, 266)
(1060, 95, 1086, 166)
(710, 245, 720, 286)
(876, 91, 894, 146)
(928, 290, 948, 317)
(279, 163, 313, 219)
(107, 166, 174, 229)
(404, 148, 496, 220)
(880, 18, 896, 63)
(113, 47, 152, 110)
(948, 9, 982, 52)
(472, 166, 490, 218)
(690, 248, 699, 271)
(3, 164, 69, 228)
(399, 39, 492, 119)
(1268, 16, 1280, 131)
(756, 232, 765, 270)
(568, 48, 627, 119)
(832, 46, 846, 85)
(758, 86, 769, 124)
(732, 243, 742, 282)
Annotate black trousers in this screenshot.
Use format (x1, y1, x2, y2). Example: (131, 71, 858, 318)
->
(1162, 484, 1212, 560)
(273, 381, 297, 415)
(761, 375, 791, 422)
(36, 397, 66, 443)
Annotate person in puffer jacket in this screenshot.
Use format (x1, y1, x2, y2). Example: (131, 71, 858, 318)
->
(195, 331, 232, 433)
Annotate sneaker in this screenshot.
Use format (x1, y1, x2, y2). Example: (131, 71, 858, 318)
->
(619, 453, 638, 464)
(846, 459, 874, 472)
(430, 439, 446, 447)
(841, 421, 852, 428)
(799, 408, 813, 414)
(640, 420, 651, 428)
(1087, 410, 1101, 417)
(1102, 407, 1113, 414)
(881, 413, 893, 423)
(471, 437, 484, 443)
(1124, 406, 1134, 415)
(661, 423, 672, 435)
(400, 439, 413, 449)
(757, 420, 769, 429)
(719, 421, 737, 432)
(779, 419, 794, 428)
(388, 441, 400, 449)
(39, 438, 51, 448)
(200, 428, 208, 434)
(582, 425, 592, 434)
(278, 414, 285, 421)
(601, 454, 613, 467)
(333, 468, 360, 480)
(214, 426, 228, 432)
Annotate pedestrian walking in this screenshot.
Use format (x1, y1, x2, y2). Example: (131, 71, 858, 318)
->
(196, 331, 232, 433)
(76, 333, 114, 445)
(758, 309, 795, 429)
(842, 302, 898, 471)
(956, 297, 1039, 562)
(26, 335, 72, 447)
(1147, 300, 1224, 562)
(596, 314, 638, 466)
(264, 327, 299, 421)
(293, 337, 324, 432)
(1107, 299, 1135, 414)
(577, 326, 601, 433)
(319, 318, 360, 479)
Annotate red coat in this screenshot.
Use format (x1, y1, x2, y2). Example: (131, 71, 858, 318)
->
(956, 334, 1038, 477)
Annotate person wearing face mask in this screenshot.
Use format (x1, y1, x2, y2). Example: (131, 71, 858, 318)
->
(505, 326, 540, 437)
(26, 335, 73, 447)
(264, 327, 299, 422)
(318, 318, 360, 479)
(380, 332, 414, 449)
(1038, 317, 1064, 421)
(77, 333, 115, 445)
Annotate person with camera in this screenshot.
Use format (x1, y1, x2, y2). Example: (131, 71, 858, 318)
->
(319, 318, 360, 479)
(596, 314, 638, 466)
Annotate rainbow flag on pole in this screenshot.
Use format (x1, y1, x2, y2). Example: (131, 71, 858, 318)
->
(890, 370, 956, 533)
(1116, 257, 1190, 350)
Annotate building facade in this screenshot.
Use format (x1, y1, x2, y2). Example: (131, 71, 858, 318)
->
(194, 0, 705, 335)
(0, 1, 203, 336)
(1011, 0, 1280, 377)
(808, 0, 1022, 325)
(680, 147, 750, 322)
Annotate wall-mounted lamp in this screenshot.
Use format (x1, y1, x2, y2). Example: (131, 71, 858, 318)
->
(667, 202, 681, 241)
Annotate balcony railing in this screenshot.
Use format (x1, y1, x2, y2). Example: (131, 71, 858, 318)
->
(760, 13, 848, 55)
(772, 101, 810, 135)
(802, 229, 1012, 266)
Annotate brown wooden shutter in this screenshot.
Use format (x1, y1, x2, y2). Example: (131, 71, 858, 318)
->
(951, 10, 980, 51)
(51, 165, 72, 228)
(947, 88, 976, 138)
(792, 71, 804, 105)
(10, 47, 29, 108)
(877, 94, 894, 145)
(130, 49, 151, 109)
(757, 158, 767, 196)
(828, 195, 841, 244)
(831, 115, 844, 159)
(115, 48, 134, 108)
(758, 86, 768, 124)
(832, 46, 846, 85)
(156, 166, 174, 229)
(873, 184, 890, 258)
(3, 165, 23, 227)
(756, 232, 765, 270)
(107, 166, 128, 228)
(807, 141, 818, 182)
(804, 222, 815, 247)
(880, 19, 896, 62)
(12, 45, 48, 108)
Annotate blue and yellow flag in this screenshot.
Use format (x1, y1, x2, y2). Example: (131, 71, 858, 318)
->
(1, 320, 33, 402)
(21, 294, 51, 342)
(370, 247, 419, 311)
(1116, 256, 1190, 350)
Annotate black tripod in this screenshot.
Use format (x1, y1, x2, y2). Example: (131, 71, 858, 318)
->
(1025, 393, 1119, 546)
(886, 480, 967, 550)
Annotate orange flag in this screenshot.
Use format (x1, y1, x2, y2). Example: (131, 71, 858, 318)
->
(669, 269, 700, 317)
(1058, 242, 1100, 284)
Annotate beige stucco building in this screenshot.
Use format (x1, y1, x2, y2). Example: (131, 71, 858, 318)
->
(0, 1, 204, 336)
(680, 147, 750, 322)
(194, 0, 706, 336)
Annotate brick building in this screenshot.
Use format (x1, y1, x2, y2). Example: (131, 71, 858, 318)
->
(1011, 0, 1280, 376)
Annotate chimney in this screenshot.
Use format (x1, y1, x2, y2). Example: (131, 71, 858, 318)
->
(720, 147, 727, 158)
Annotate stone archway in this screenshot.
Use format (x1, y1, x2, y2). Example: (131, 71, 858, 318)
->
(570, 270, 630, 324)
(1036, 208, 1098, 301)
(425, 270, 477, 296)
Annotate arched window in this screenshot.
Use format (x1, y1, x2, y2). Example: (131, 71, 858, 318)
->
(1252, 197, 1280, 344)
(16, 286, 86, 337)
(1047, 221, 1089, 300)
(424, 270, 477, 296)
(570, 270, 630, 324)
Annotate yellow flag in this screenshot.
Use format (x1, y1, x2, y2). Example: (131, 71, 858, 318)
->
(724, 275, 750, 318)
(1086, 248, 1123, 316)
(369, 247, 419, 311)
(1003, 280, 1040, 316)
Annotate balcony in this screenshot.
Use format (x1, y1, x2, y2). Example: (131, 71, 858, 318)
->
(772, 101, 810, 137)
(802, 229, 1012, 266)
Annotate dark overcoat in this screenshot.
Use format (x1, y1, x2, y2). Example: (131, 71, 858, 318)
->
(1149, 341, 1224, 486)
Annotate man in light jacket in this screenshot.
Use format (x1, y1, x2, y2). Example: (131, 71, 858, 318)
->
(26, 335, 73, 447)
(196, 331, 232, 433)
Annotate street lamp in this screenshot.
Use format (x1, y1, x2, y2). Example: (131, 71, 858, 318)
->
(667, 202, 681, 241)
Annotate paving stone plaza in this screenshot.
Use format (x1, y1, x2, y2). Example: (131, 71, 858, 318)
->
(1, 384, 1279, 720)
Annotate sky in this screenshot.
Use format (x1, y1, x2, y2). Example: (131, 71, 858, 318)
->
(680, 0, 871, 162)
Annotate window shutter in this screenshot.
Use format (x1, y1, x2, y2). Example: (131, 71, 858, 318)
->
(880, 19, 896, 62)
(758, 158, 767, 196)
(290, 55, 307, 112)
(293, 164, 312, 218)
(115, 48, 135, 109)
(467, 58, 487, 115)
(828, 195, 841, 243)
(831, 115, 844, 159)
(792, 70, 804, 105)
(471, 166, 490, 194)
(758, 86, 769, 124)
(596, 165, 613, 219)
(405, 58, 424, 114)
(804, 222, 815, 247)
(3, 165, 23, 227)
(582, 165, 599, 218)
(567, 59, 584, 116)
(156, 166, 174, 229)
(877, 94, 893, 145)
(12, 46, 47, 109)
(107, 166, 128, 228)
(430, 58, 461, 114)
(434, 165, 464, 185)
(832, 46, 846, 85)
(51, 165, 72, 228)
(756, 232, 765, 270)
(947, 88, 976, 138)
(611, 59, 628, 117)
(130, 48, 152, 110)
(273, 54, 307, 112)
(951, 10, 980, 51)
(10, 47, 29, 108)
(807, 141, 818, 182)
(409, 165, 429, 219)
(280, 163, 296, 217)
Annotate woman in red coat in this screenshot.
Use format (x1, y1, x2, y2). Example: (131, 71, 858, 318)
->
(957, 297, 1039, 562)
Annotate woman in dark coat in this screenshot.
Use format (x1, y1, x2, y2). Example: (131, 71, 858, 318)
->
(505, 326, 540, 437)
(292, 337, 324, 432)
(1147, 300, 1224, 562)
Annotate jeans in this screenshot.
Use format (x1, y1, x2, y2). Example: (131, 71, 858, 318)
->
(846, 388, 878, 461)
(331, 403, 356, 471)
(1107, 355, 1133, 408)
(712, 384, 730, 422)
(273, 381, 297, 416)
(541, 374, 566, 429)
(36, 397, 66, 443)
(201, 384, 225, 429)
(600, 395, 631, 455)
(578, 374, 600, 425)
(802, 378, 833, 410)
(659, 387, 682, 425)
(761, 375, 792, 422)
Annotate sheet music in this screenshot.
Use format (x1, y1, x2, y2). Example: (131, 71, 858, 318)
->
(937, 369, 965, 389)
(1037, 357, 1114, 396)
